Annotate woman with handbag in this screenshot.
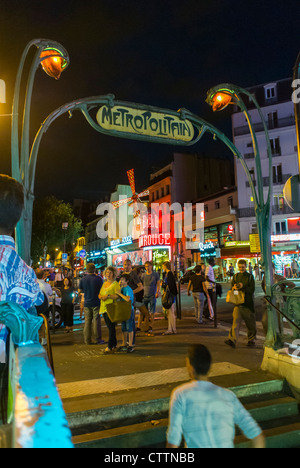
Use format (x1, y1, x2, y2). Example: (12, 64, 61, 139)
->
(116, 274, 135, 353)
(161, 261, 178, 335)
(99, 266, 120, 353)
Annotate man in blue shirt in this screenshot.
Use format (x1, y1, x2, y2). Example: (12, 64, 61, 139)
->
(79, 263, 103, 344)
(0, 175, 44, 364)
(167, 344, 265, 448)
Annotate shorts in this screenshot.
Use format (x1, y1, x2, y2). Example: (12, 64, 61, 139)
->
(121, 309, 135, 333)
(143, 295, 157, 314)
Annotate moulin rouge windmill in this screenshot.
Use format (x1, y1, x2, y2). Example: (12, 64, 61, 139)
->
(111, 169, 149, 238)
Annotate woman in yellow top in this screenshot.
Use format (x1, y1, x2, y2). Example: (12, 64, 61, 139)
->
(99, 266, 120, 353)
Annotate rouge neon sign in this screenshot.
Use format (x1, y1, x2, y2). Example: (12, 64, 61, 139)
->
(139, 233, 171, 248)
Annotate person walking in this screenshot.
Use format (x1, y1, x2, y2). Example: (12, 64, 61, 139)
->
(140, 261, 160, 333)
(99, 266, 121, 353)
(161, 261, 178, 335)
(205, 258, 216, 320)
(61, 277, 75, 333)
(166, 344, 265, 448)
(79, 263, 104, 345)
(187, 265, 206, 324)
(225, 259, 256, 348)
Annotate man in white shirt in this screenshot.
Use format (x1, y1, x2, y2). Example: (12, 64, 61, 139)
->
(167, 344, 265, 449)
(205, 258, 216, 319)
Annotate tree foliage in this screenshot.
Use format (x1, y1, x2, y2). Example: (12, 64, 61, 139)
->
(31, 196, 83, 264)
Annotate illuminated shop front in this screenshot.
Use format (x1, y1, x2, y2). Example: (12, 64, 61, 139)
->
(271, 232, 300, 277)
(105, 235, 151, 270)
(139, 233, 171, 270)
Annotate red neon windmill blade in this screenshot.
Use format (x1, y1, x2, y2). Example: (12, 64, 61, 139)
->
(111, 168, 149, 217)
(127, 168, 136, 196)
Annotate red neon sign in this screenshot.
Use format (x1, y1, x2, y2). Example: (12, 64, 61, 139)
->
(139, 233, 171, 248)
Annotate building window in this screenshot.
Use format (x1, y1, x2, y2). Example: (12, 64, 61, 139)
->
(166, 184, 170, 195)
(215, 201, 220, 209)
(251, 223, 258, 234)
(267, 111, 278, 129)
(227, 196, 233, 208)
(156, 190, 159, 200)
(161, 187, 165, 198)
(273, 164, 283, 184)
(274, 221, 287, 235)
(265, 85, 277, 100)
(270, 137, 281, 155)
(273, 195, 284, 210)
(204, 204, 208, 213)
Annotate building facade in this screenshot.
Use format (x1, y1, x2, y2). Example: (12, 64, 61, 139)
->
(232, 78, 300, 276)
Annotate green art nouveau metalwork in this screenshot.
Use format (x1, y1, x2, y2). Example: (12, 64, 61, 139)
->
(0, 301, 43, 345)
(11, 39, 69, 265)
(0, 301, 73, 448)
(11, 39, 282, 348)
(206, 84, 278, 348)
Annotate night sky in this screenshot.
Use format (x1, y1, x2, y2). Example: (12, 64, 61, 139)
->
(0, 0, 299, 202)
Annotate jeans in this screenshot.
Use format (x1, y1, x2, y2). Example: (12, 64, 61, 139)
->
(192, 292, 205, 323)
(83, 306, 101, 344)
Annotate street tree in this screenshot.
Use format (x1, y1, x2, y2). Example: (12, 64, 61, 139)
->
(31, 196, 83, 266)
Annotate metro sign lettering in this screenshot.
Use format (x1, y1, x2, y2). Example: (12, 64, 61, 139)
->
(139, 233, 171, 248)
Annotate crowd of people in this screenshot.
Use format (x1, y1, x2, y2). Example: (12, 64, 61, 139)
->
(0, 173, 269, 448)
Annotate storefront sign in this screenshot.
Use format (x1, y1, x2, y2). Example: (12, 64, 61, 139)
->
(249, 234, 261, 253)
(225, 241, 250, 247)
(152, 249, 170, 262)
(110, 235, 133, 248)
(139, 233, 171, 248)
(199, 241, 216, 257)
(96, 105, 194, 143)
(271, 233, 300, 243)
(287, 217, 300, 233)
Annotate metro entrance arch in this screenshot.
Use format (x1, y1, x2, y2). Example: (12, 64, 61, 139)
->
(10, 39, 278, 349)
(16, 92, 278, 347)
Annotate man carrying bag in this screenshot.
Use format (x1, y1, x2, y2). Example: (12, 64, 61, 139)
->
(225, 259, 256, 349)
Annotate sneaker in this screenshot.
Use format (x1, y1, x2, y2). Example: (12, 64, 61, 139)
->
(117, 345, 128, 352)
(127, 346, 134, 353)
(224, 339, 236, 349)
(247, 341, 256, 347)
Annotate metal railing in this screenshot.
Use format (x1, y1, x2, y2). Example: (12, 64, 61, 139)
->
(0, 302, 73, 448)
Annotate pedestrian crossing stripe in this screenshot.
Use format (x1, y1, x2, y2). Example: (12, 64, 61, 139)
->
(57, 362, 249, 399)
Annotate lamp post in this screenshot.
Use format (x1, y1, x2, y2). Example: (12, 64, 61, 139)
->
(11, 39, 69, 265)
(206, 84, 279, 347)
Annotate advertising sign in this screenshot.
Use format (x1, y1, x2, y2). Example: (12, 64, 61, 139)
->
(249, 234, 261, 253)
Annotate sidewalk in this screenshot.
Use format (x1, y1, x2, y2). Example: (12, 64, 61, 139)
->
(50, 282, 280, 415)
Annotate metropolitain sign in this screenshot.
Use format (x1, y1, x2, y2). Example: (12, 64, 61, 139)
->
(96, 105, 194, 142)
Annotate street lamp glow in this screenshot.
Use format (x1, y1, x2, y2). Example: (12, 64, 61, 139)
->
(206, 88, 235, 112)
(40, 47, 69, 80)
